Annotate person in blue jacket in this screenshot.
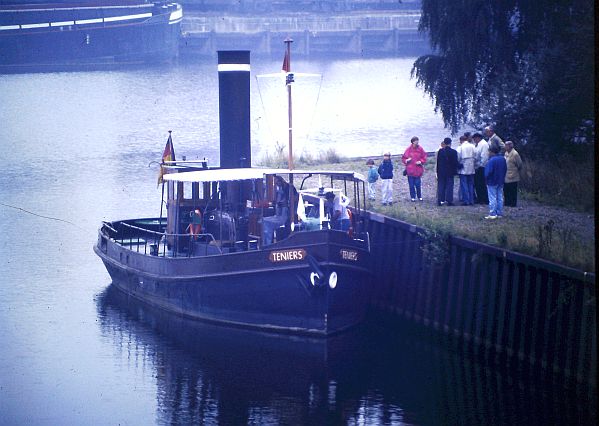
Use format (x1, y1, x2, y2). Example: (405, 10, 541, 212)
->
(366, 158, 379, 201)
(484, 145, 507, 219)
(377, 152, 394, 206)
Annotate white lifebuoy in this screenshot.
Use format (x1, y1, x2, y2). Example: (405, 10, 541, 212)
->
(328, 271, 338, 289)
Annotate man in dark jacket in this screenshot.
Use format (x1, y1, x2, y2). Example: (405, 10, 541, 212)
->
(436, 138, 459, 206)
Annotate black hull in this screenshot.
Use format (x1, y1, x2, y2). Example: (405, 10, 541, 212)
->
(0, 2, 181, 72)
(95, 228, 372, 336)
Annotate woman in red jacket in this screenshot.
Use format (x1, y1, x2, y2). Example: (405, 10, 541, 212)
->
(402, 136, 428, 201)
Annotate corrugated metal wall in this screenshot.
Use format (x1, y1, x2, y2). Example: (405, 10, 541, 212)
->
(365, 212, 596, 387)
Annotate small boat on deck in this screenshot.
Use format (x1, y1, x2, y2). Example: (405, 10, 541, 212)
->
(94, 44, 372, 336)
(94, 165, 372, 335)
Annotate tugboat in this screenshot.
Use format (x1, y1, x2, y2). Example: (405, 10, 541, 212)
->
(94, 46, 372, 336)
(0, 1, 182, 72)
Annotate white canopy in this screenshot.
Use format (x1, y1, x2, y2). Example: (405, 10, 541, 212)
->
(163, 167, 365, 183)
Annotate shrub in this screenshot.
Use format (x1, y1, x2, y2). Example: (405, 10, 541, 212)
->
(520, 154, 594, 212)
(322, 148, 342, 164)
(257, 142, 288, 167)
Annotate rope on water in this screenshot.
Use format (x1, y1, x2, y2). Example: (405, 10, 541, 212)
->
(0, 202, 85, 230)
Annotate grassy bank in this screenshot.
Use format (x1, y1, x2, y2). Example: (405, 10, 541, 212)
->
(257, 151, 595, 273)
(520, 154, 595, 212)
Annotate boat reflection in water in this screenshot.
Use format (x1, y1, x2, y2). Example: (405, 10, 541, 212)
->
(96, 284, 372, 425)
(96, 284, 596, 425)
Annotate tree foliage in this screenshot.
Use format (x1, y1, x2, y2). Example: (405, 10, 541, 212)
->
(412, 0, 594, 156)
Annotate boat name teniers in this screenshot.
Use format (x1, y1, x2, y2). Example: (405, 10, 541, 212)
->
(340, 249, 358, 261)
(269, 249, 307, 262)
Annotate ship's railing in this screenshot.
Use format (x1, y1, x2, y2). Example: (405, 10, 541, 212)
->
(102, 221, 222, 258)
(101, 218, 370, 256)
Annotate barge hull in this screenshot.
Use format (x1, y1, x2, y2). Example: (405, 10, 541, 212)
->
(0, 2, 181, 71)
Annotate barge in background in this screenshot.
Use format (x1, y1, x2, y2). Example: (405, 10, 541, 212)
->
(0, 1, 182, 72)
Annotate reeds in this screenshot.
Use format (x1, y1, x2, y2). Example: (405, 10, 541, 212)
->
(257, 145, 344, 168)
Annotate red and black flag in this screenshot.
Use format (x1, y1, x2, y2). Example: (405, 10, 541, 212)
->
(282, 50, 290, 73)
(157, 131, 175, 186)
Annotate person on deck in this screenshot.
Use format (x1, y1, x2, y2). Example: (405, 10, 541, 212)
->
(327, 192, 351, 231)
(262, 176, 294, 245)
(378, 152, 394, 206)
(187, 209, 202, 240)
(402, 136, 427, 202)
(436, 138, 459, 206)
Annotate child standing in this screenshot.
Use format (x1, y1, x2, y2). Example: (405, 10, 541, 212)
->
(366, 159, 379, 201)
(378, 152, 394, 206)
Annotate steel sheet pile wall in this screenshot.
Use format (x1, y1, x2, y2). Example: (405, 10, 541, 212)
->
(365, 212, 596, 387)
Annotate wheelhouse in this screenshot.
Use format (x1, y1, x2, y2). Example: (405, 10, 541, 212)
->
(159, 165, 368, 256)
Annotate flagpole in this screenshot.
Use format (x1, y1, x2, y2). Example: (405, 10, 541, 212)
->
(159, 182, 165, 222)
(158, 130, 173, 226)
(284, 38, 296, 229)
(285, 38, 293, 171)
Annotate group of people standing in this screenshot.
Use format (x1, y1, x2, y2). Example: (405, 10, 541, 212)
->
(445, 126, 523, 219)
(366, 126, 523, 219)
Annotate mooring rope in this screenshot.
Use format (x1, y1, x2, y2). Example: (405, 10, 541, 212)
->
(0, 202, 85, 230)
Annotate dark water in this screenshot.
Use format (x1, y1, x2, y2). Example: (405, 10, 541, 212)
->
(95, 287, 595, 426)
(0, 57, 595, 425)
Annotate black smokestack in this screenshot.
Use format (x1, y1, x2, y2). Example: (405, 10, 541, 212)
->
(217, 50, 251, 169)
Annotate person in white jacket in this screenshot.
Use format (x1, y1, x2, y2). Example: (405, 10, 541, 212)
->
(457, 135, 476, 205)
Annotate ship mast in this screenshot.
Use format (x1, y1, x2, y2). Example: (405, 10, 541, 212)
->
(284, 38, 296, 228)
(285, 37, 294, 170)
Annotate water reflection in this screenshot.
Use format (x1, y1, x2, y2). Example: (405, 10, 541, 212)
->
(97, 285, 374, 424)
(97, 285, 596, 425)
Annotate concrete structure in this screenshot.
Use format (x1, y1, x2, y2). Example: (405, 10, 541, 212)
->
(180, 11, 428, 57)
